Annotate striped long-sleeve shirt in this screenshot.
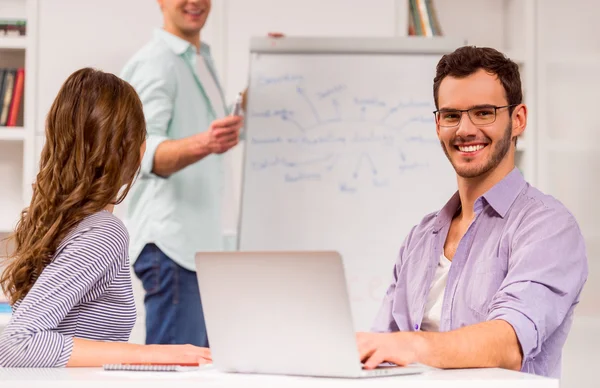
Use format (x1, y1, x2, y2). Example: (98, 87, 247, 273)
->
(0, 210, 136, 367)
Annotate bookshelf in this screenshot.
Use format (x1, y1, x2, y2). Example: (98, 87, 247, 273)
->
(0, 0, 36, 236)
(0, 127, 25, 141)
(0, 0, 37, 330)
(0, 36, 27, 50)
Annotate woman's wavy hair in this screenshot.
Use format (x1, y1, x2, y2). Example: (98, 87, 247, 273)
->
(0, 68, 146, 305)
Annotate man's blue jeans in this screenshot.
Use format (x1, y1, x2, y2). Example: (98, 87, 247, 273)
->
(133, 243, 209, 347)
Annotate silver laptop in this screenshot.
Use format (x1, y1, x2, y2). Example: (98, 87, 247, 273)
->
(194, 250, 428, 378)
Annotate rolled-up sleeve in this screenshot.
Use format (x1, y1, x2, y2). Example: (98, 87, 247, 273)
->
(487, 209, 588, 366)
(121, 59, 176, 178)
(141, 134, 170, 177)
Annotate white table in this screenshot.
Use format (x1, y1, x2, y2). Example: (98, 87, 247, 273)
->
(0, 365, 558, 388)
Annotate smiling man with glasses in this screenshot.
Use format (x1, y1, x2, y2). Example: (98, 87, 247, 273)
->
(357, 46, 588, 378)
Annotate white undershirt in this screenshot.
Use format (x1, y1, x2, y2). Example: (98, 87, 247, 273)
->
(420, 254, 452, 332)
(196, 55, 236, 241)
(196, 55, 226, 118)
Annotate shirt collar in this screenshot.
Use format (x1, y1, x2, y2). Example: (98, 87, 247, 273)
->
(153, 28, 211, 57)
(434, 192, 461, 233)
(433, 167, 527, 232)
(480, 167, 527, 218)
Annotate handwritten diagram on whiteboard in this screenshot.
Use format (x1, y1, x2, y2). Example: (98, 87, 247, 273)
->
(248, 72, 439, 193)
(240, 52, 457, 331)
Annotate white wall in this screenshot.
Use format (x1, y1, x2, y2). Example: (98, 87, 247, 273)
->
(535, 1, 600, 387)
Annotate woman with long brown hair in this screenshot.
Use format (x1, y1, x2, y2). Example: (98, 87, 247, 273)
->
(0, 68, 211, 367)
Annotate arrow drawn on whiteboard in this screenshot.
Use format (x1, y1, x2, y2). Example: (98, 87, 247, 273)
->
(296, 86, 321, 124)
(353, 153, 377, 179)
(280, 114, 306, 132)
(379, 106, 398, 124)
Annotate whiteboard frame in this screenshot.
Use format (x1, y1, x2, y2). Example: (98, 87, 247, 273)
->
(249, 36, 466, 55)
(236, 36, 466, 250)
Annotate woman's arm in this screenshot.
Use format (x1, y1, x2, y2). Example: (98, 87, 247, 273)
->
(67, 338, 211, 367)
(0, 221, 123, 367)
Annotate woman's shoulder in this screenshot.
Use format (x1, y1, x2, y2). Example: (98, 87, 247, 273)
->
(78, 210, 127, 233)
(55, 211, 129, 264)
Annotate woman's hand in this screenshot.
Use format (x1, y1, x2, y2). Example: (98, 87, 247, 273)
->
(146, 344, 212, 365)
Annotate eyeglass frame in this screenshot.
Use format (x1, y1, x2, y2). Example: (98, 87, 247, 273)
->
(432, 104, 519, 127)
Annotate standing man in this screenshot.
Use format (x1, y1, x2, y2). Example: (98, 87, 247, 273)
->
(357, 46, 587, 377)
(121, 0, 242, 347)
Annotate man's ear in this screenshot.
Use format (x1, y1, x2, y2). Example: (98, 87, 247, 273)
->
(512, 104, 527, 139)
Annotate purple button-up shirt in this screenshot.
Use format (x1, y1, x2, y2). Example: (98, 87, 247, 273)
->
(372, 168, 588, 377)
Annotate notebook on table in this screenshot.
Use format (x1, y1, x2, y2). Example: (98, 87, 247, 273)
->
(103, 363, 200, 372)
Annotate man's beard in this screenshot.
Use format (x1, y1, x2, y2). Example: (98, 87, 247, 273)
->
(441, 122, 513, 179)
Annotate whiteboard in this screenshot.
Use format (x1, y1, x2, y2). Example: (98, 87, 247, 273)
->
(239, 37, 461, 331)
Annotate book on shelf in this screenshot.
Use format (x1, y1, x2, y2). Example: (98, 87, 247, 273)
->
(0, 19, 27, 36)
(0, 68, 25, 127)
(408, 0, 443, 37)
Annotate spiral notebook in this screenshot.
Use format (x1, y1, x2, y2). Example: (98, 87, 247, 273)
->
(103, 363, 200, 372)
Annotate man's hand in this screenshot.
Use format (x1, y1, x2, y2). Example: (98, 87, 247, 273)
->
(195, 116, 243, 154)
(356, 332, 426, 370)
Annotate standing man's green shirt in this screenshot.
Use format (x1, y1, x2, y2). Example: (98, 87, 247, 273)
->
(122, 28, 232, 271)
(121, 0, 243, 348)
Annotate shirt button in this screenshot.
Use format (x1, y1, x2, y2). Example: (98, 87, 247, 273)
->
(415, 324, 419, 330)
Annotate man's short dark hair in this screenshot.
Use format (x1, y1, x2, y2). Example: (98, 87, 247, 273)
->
(433, 46, 523, 115)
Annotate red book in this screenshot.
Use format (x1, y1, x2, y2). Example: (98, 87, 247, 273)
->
(7, 68, 24, 127)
